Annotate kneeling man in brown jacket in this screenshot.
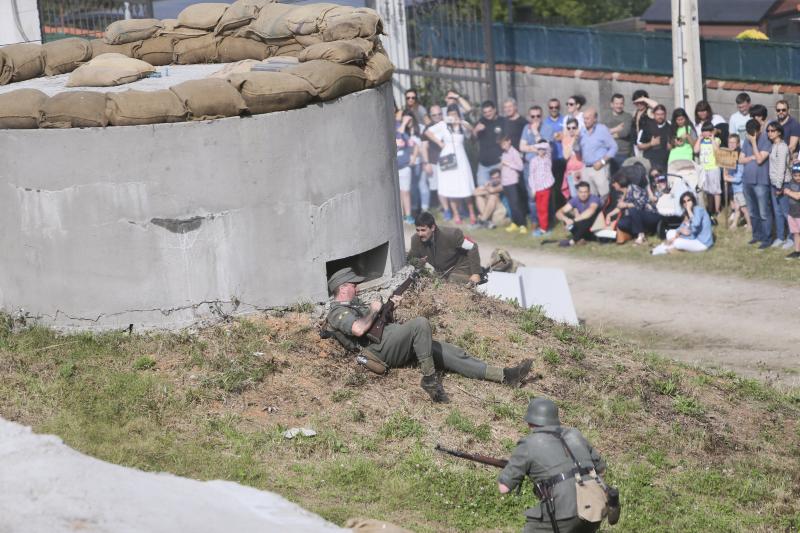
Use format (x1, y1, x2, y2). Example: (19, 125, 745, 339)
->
(407, 211, 482, 284)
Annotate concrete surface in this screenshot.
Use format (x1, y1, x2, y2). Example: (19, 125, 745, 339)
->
(0, 417, 345, 533)
(0, 83, 404, 330)
(0, 0, 41, 46)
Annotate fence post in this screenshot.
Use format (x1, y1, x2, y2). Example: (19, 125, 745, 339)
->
(482, 0, 498, 104)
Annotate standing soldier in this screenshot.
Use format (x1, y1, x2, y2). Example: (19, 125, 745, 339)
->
(498, 398, 612, 533)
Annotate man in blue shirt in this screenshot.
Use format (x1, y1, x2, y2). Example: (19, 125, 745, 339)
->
(775, 99, 800, 156)
(543, 98, 566, 208)
(741, 109, 773, 249)
(574, 107, 617, 199)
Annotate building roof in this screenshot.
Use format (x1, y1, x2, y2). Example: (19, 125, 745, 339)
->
(642, 0, 779, 25)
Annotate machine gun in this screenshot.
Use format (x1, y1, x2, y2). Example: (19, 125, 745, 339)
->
(365, 271, 419, 343)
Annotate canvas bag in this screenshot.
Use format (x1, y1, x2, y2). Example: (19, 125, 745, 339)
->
(106, 90, 188, 126)
(298, 39, 370, 65)
(287, 59, 366, 101)
(284, 3, 340, 36)
(0, 43, 44, 84)
(547, 430, 609, 523)
(215, 3, 258, 34)
(91, 39, 138, 59)
(39, 91, 108, 128)
(158, 20, 208, 40)
(177, 3, 230, 30)
(226, 71, 314, 114)
(66, 54, 154, 87)
(239, 3, 296, 41)
(104, 19, 161, 45)
(363, 50, 393, 87)
(174, 34, 219, 64)
(133, 37, 175, 66)
(216, 37, 274, 62)
(43, 38, 93, 75)
(170, 78, 248, 120)
(0, 89, 48, 129)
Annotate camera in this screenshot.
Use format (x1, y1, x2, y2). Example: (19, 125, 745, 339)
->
(445, 116, 456, 125)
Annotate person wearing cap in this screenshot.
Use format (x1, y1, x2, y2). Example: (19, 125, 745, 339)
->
(498, 397, 607, 533)
(325, 267, 533, 403)
(408, 211, 482, 284)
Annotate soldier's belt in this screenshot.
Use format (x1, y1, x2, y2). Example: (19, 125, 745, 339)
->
(538, 466, 594, 491)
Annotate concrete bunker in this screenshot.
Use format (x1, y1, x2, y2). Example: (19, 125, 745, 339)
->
(325, 241, 390, 287)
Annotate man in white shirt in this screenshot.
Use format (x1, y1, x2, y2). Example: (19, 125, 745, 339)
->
(729, 92, 751, 140)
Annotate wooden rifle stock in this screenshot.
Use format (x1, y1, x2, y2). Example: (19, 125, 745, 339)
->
(435, 444, 508, 468)
(365, 272, 418, 343)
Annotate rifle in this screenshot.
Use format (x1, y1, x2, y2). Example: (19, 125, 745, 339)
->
(434, 444, 508, 468)
(365, 271, 419, 343)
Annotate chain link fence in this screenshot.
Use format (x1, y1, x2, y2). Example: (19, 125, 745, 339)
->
(39, 0, 154, 42)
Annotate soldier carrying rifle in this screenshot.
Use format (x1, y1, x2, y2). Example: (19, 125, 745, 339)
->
(325, 267, 533, 403)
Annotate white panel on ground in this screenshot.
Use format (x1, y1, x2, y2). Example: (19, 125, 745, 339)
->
(478, 268, 579, 326)
(0, 418, 345, 533)
(517, 267, 579, 326)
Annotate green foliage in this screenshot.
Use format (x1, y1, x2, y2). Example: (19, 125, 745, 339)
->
(331, 389, 356, 403)
(518, 306, 546, 335)
(542, 347, 561, 365)
(379, 413, 424, 441)
(201, 351, 276, 394)
(133, 356, 156, 371)
(654, 376, 679, 397)
(446, 409, 492, 441)
(673, 395, 705, 417)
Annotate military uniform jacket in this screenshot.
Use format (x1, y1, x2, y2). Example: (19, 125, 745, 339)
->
(326, 298, 373, 352)
(497, 425, 606, 521)
(407, 226, 481, 279)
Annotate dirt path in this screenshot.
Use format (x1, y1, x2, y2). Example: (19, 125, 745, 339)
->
(404, 228, 800, 387)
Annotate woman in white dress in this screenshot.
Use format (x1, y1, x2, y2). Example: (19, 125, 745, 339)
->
(425, 104, 476, 224)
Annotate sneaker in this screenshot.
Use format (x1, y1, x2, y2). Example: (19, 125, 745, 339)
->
(503, 359, 533, 387)
(531, 228, 544, 237)
(786, 251, 800, 260)
(558, 239, 573, 247)
(757, 241, 771, 250)
(748, 238, 759, 245)
(420, 374, 449, 403)
(519, 225, 529, 234)
(443, 209, 452, 221)
(771, 239, 784, 248)
(783, 240, 795, 250)
(710, 216, 718, 226)
(505, 222, 520, 233)
(486, 221, 497, 230)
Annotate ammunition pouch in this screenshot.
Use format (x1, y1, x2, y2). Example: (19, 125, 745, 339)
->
(356, 350, 389, 375)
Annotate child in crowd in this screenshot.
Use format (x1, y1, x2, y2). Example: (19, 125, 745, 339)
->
(498, 136, 527, 234)
(783, 161, 800, 259)
(528, 141, 555, 236)
(722, 133, 751, 230)
(474, 168, 506, 229)
(694, 121, 721, 218)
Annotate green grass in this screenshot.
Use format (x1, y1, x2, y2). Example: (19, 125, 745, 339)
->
(460, 215, 800, 284)
(445, 409, 492, 441)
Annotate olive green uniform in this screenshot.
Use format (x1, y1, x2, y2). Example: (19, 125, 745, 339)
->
(498, 426, 606, 533)
(408, 226, 481, 283)
(327, 298, 504, 382)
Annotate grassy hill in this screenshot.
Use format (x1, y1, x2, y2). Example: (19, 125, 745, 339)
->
(1, 278, 798, 532)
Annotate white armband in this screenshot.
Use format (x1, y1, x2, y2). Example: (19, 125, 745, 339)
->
(460, 238, 475, 251)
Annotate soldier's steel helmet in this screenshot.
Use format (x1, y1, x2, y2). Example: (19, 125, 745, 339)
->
(327, 267, 366, 293)
(525, 397, 560, 426)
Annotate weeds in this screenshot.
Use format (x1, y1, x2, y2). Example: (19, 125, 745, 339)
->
(446, 409, 491, 441)
(133, 356, 156, 370)
(518, 306, 546, 335)
(542, 348, 561, 365)
(379, 413, 424, 440)
(674, 395, 705, 417)
(331, 389, 356, 403)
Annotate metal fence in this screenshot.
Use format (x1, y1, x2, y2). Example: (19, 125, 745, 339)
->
(39, 0, 154, 42)
(412, 22, 800, 85)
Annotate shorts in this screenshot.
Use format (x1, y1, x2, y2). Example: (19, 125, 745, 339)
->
(701, 167, 721, 195)
(788, 216, 800, 234)
(399, 166, 412, 192)
(734, 191, 746, 207)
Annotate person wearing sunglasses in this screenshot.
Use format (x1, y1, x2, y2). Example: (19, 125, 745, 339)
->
(573, 107, 617, 200)
(651, 192, 713, 254)
(775, 99, 800, 156)
(741, 112, 773, 250)
(766, 121, 791, 249)
(403, 88, 430, 127)
(563, 94, 586, 131)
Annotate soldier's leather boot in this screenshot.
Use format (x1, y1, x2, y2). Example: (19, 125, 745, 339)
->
(503, 359, 533, 387)
(420, 374, 450, 403)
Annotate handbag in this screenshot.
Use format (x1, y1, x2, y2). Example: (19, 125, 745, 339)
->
(438, 128, 459, 171)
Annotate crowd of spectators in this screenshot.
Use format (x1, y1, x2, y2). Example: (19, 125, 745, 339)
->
(395, 88, 800, 259)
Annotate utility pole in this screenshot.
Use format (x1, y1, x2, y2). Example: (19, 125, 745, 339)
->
(671, 0, 703, 112)
(482, 0, 498, 105)
(375, 0, 411, 104)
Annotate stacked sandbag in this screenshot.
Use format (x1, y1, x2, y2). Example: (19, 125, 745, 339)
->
(298, 38, 372, 65)
(0, 89, 48, 128)
(364, 49, 393, 88)
(0, 43, 45, 84)
(227, 71, 314, 113)
(174, 33, 220, 64)
(104, 19, 162, 44)
(39, 91, 109, 128)
(170, 78, 249, 120)
(106, 90, 188, 126)
(158, 20, 209, 40)
(319, 7, 383, 41)
(66, 53, 155, 87)
(177, 3, 231, 30)
(91, 39, 138, 59)
(287, 59, 366, 101)
(217, 37, 274, 62)
(133, 37, 176, 66)
(43, 38, 93, 76)
(215, 3, 259, 35)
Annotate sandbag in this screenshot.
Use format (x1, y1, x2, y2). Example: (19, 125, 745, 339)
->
(0, 89, 48, 128)
(364, 50, 393, 87)
(216, 37, 274, 62)
(208, 59, 262, 79)
(43, 37, 93, 75)
(177, 3, 230, 30)
(0, 43, 45, 84)
(240, 3, 296, 41)
(227, 71, 314, 114)
(91, 39, 138, 59)
(298, 39, 370, 65)
(133, 36, 175, 66)
(174, 34, 219, 64)
(215, 3, 258, 34)
(232, 0, 275, 11)
(106, 89, 188, 126)
(104, 19, 161, 45)
(274, 42, 303, 57)
(287, 60, 366, 101)
(294, 33, 324, 47)
(252, 55, 299, 72)
(285, 3, 340, 36)
(67, 53, 154, 87)
(158, 19, 208, 40)
(39, 91, 108, 128)
(322, 8, 383, 41)
(170, 78, 248, 120)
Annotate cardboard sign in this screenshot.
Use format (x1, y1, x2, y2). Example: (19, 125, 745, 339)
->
(715, 147, 739, 170)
